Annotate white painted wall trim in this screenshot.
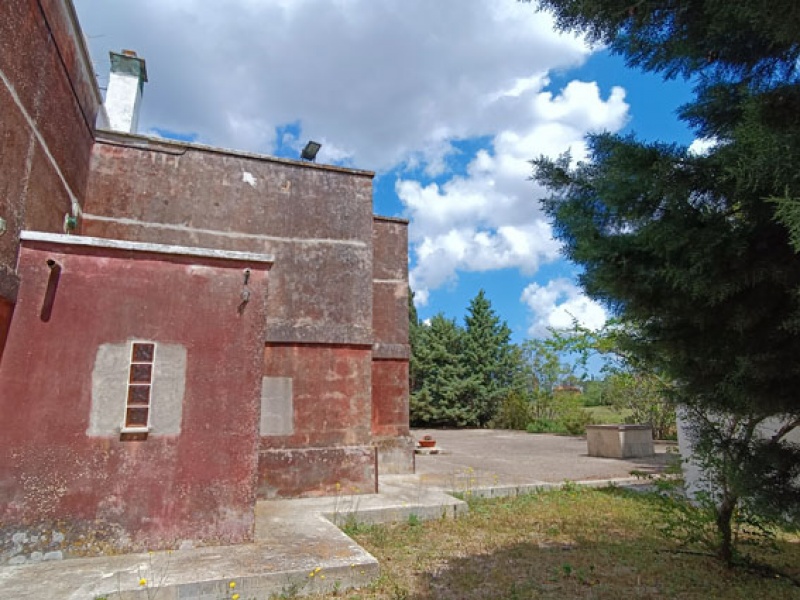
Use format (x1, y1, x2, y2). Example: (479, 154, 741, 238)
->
(20, 230, 275, 264)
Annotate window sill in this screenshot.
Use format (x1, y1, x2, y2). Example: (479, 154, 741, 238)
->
(120, 426, 151, 434)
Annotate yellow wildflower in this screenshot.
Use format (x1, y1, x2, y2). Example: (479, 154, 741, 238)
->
(139, 578, 147, 587)
(229, 581, 236, 589)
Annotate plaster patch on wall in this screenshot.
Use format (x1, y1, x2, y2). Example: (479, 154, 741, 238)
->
(88, 342, 186, 436)
(260, 377, 293, 436)
(242, 171, 257, 188)
(150, 344, 187, 434)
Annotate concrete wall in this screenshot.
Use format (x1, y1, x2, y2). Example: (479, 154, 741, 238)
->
(83, 132, 375, 346)
(677, 410, 800, 499)
(0, 235, 271, 563)
(0, 0, 101, 315)
(259, 344, 376, 497)
(1, 0, 412, 550)
(371, 217, 413, 473)
(83, 133, 388, 496)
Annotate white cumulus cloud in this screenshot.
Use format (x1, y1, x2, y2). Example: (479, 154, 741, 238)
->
(521, 278, 608, 337)
(687, 137, 719, 156)
(75, 0, 592, 171)
(400, 81, 629, 304)
(75, 0, 631, 328)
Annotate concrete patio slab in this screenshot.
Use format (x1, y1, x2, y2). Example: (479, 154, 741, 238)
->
(411, 428, 676, 493)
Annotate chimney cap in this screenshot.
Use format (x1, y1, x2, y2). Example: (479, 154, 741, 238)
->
(109, 50, 148, 85)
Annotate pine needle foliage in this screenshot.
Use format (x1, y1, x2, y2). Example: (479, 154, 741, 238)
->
(530, 0, 800, 564)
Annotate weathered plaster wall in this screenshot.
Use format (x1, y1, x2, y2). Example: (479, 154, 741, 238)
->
(83, 133, 375, 345)
(0, 0, 101, 308)
(371, 217, 413, 473)
(371, 360, 410, 438)
(82, 134, 385, 496)
(0, 237, 270, 564)
(372, 217, 409, 351)
(258, 344, 376, 497)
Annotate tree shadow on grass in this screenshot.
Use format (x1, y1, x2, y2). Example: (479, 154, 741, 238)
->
(400, 535, 800, 600)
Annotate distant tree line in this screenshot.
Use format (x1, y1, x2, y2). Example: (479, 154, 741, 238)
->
(408, 289, 673, 436)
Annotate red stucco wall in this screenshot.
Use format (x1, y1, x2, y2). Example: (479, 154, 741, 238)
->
(258, 344, 376, 497)
(371, 218, 410, 432)
(371, 217, 413, 472)
(0, 0, 100, 303)
(0, 299, 12, 363)
(0, 238, 269, 562)
(83, 134, 407, 495)
(372, 360, 410, 437)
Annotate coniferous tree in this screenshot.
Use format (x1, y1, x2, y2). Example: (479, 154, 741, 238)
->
(462, 290, 519, 426)
(531, 0, 800, 85)
(531, 0, 800, 564)
(409, 314, 475, 426)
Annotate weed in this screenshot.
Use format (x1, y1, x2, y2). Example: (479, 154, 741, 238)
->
(269, 577, 307, 599)
(331, 481, 366, 534)
(560, 480, 579, 493)
(340, 513, 365, 536)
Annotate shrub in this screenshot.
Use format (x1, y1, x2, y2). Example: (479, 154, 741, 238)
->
(526, 419, 562, 434)
(490, 391, 531, 430)
(562, 409, 596, 435)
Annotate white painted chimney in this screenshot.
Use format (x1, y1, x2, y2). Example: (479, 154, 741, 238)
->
(103, 50, 147, 134)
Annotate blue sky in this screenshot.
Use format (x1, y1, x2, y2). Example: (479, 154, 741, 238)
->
(75, 0, 696, 343)
(406, 51, 696, 341)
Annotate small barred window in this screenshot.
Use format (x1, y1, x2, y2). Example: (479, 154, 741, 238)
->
(124, 342, 156, 430)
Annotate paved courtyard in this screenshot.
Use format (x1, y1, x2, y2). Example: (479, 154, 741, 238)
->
(411, 428, 676, 491)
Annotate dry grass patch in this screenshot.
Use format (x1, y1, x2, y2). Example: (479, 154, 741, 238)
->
(312, 486, 800, 599)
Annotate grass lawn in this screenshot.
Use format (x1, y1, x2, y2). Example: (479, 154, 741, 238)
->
(302, 487, 800, 599)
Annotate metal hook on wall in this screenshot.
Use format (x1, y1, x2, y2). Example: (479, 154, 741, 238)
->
(238, 268, 251, 314)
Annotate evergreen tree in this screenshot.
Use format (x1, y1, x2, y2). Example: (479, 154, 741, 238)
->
(462, 290, 519, 426)
(531, 0, 800, 564)
(531, 0, 800, 85)
(409, 314, 476, 427)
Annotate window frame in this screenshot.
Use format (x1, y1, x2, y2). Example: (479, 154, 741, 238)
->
(121, 340, 157, 434)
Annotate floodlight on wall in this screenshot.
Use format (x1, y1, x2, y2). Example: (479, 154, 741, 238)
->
(301, 141, 322, 162)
